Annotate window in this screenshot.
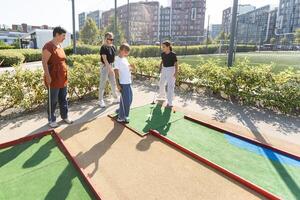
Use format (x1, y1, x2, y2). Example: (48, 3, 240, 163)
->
(191, 8, 197, 20)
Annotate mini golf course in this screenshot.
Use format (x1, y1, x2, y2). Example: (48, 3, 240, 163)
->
(0, 133, 96, 200)
(110, 104, 300, 200)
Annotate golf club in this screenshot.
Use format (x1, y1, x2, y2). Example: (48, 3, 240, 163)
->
(48, 85, 53, 124)
(151, 74, 161, 105)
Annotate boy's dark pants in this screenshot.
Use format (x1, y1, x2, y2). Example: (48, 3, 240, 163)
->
(118, 84, 133, 120)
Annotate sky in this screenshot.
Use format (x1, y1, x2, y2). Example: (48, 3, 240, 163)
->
(1, 0, 278, 32)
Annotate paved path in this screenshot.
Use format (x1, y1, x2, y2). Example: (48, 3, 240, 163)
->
(0, 79, 299, 150)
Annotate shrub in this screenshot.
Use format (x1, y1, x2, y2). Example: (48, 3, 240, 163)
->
(65, 45, 99, 56)
(65, 44, 257, 57)
(0, 49, 41, 66)
(0, 51, 25, 66)
(18, 49, 42, 62)
(1, 55, 298, 115)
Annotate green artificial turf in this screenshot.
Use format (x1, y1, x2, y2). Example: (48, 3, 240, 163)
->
(124, 104, 300, 199)
(0, 135, 94, 200)
(112, 104, 184, 136)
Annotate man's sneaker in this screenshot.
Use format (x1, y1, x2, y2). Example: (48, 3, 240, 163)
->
(49, 121, 59, 128)
(117, 118, 125, 123)
(99, 100, 106, 108)
(63, 118, 73, 124)
(113, 98, 120, 103)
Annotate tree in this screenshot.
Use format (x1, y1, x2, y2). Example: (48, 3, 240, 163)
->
(204, 36, 213, 45)
(104, 16, 125, 46)
(270, 37, 276, 45)
(80, 18, 100, 45)
(295, 28, 300, 44)
(281, 37, 288, 45)
(217, 31, 230, 42)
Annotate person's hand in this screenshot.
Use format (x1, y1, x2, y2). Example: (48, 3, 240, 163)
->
(45, 74, 52, 86)
(117, 84, 122, 92)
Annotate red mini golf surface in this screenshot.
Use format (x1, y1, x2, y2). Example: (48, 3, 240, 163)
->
(114, 104, 300, 200)
(0, 134, 95, 200)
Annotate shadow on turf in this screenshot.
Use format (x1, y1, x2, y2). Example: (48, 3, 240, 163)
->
(0, 139, 38, 168)
(142, 104, 172, 135)
(134, 78, 300, 135)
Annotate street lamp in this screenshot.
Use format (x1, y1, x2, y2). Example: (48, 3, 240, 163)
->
(227, 0, 239, 67)
(115, 0, 117, 44)
(71, 0, 77, 54)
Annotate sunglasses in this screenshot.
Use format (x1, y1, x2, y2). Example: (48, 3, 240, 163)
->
(107, 38, 114, 41)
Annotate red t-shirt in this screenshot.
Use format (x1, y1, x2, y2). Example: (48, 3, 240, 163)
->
(43, 41, 68, 88)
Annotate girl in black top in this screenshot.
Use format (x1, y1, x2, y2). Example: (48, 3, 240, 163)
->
(158, 41, 179, 107)
(98, 32, 119, 108)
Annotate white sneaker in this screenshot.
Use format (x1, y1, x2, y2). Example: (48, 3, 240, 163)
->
(99, 100, 106, 108)
(113, 98, 120, 103)
(63, 118, 73, 124)
(49, 121, 59, 128)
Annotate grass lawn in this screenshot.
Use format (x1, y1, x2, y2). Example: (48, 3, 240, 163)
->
(175, 52, 300, 73)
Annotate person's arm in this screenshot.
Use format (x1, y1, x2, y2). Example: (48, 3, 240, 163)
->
(42, 49, 52, 86)
(114, 68, 122, 92)
(101, 54, 114, 74)
(174, 54, 178, 78)
(174, 61, 179, 78)
(159, 61, 163, 74)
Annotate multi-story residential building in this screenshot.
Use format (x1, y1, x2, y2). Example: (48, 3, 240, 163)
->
(210, 24, 222, 39)
(171, 0, 206, 45)
(160, 6, 171, 41)
(11, 23, 52, 33)
(78, 12, 86, 30)
(102, 1, 160, 45)
(87, 10, 102, 29)
(222, 4, 256, 34)
(276, 0, 300, 35)
(79, 10, 102, 30)
(236, 5, 277, 44)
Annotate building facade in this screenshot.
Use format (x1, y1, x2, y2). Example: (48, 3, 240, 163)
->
(171, 0, 206, 44)
(210, 24, 222, 39)
(236, 5, 277, 44)
(11, 23, 52, 33)
(222, 4, 256, 34)
(102, 1, 160, 45)
(78, 12, 86, 30)
(276, 0, 300, 35)
(87, 10, 102, 29)
(79, 10, 102, 30)
(160, 6, 171, 41)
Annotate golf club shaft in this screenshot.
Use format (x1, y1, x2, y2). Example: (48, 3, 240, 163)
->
(48, 85, 52, 123)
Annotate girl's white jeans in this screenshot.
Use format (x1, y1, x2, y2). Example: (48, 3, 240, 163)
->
(159, 66, 175, 106)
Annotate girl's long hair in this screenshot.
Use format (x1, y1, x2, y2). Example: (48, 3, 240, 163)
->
(162, 40, 173, 51)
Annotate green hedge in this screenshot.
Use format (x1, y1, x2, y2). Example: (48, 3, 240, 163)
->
(0, 51, 25, 66)
(0, 49, 42, 66)
(65, 44, 257, 57)
(1, 55, 298, 114)
(0, 45, 15, 50)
